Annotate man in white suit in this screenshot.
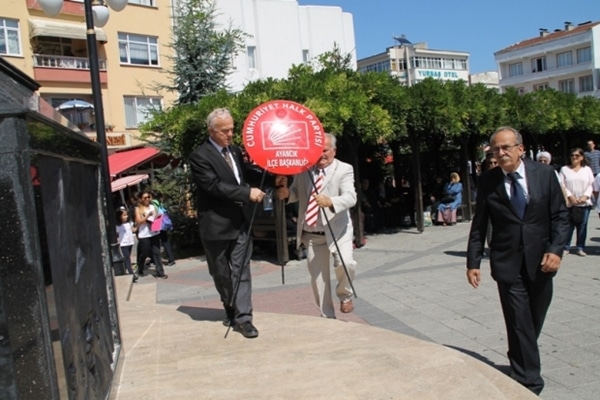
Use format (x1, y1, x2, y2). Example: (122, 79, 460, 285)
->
(275, 133, 357, 318)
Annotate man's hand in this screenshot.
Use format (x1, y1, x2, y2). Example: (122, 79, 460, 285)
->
(275, 176, 289, 200)
(313, 194, 333, 208)
(275, 175, 288, 187)
(249, 188, 265, 203)
(467, 269, 481, 289)
(540, 252, 561, 273)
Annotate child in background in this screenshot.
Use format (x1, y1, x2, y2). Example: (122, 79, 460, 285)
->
(116, 207, 138, 282)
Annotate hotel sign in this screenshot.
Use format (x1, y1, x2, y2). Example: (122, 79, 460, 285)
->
(416, 70, 463, 80)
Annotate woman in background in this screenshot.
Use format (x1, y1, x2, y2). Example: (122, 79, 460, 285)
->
(560, 148, 594, 256)
(135, 189, 168, 278)
(437, 172, 463, 226)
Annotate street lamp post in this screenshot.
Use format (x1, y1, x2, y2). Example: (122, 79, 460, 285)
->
(39, 0, 128, 275)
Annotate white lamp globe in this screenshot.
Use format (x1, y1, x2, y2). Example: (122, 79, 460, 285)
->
(38, 0, 64, 17)
(107, 0, 127, 12)
(92, 5, 110, 28)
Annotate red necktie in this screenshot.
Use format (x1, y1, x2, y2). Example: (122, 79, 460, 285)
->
(305, 169, 324, 227)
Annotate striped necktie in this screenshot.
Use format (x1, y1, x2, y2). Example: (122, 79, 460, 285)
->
(305, 169, 324, 227)
(221, 147, 234, 171)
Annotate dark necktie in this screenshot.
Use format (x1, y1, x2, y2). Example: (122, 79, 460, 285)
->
(221, 147, 234, 171)
(507, 172, 526, 219)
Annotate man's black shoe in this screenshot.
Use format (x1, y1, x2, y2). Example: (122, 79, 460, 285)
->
(235, 321, 259, 338)
(222, 319, 233, 327)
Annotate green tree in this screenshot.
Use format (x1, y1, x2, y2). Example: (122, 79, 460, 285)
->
(447, 80, 506, 218)
(168, 0, 246, 104)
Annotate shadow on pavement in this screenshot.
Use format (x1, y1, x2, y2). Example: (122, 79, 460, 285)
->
(445, 344, 512, 376)
(176, 305, 224, 322)
(444, 250, 468, 258)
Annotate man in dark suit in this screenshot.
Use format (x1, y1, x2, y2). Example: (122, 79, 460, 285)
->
(466, 126, 569, 395)
(189, 108, 265, 339)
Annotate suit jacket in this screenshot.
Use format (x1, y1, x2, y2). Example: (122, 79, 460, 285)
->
(189, 141, 252, 241)
(288, 159, 357, 250)
(467, 159, 569, 284)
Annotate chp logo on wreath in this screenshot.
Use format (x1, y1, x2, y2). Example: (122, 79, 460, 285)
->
(243, 100, 324, 175)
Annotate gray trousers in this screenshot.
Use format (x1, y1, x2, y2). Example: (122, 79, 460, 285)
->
(202, 229, 253, 324)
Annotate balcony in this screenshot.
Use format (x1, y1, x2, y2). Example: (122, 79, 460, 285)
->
(32, 54, 108, 84)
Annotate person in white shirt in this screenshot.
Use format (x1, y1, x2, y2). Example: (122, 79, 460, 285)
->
(560, 148, 594, 256)
(135, 189, 168, 278)
(116, 207, 137, 282)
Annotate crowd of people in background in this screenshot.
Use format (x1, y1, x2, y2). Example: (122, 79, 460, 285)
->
(115, 188, 176, 281)
(359, 139, 600, 247)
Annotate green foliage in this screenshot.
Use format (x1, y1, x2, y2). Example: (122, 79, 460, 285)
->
(140, 31, 600, 227)
(168, 0, 247, 104)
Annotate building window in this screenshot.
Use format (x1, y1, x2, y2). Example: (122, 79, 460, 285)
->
(0, 18, 21, 56)
(577, 47, 591, 64)
(124, 96, 162, 128)
(359, 60, 391, 73)
(118, 33, 159, 66)
(397, 58, 407, 71)
(247, 46, 257, 69)
(455, 59, 468, 70)
(556, 51, 572, 68)
(128, 0, 156, 6)
(531, 56, 546, 73)
(33, 36, 75, 57)
(558, 79, 575, 93)
(508, 62, 523, 77)
(533, 82, 549, 91)
(302, 49, 310, 64)
(516, 87, 525, 95)
(579, 75, 593, 92)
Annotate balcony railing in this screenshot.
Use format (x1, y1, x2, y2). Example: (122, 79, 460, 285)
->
(33, 54, 107, 70)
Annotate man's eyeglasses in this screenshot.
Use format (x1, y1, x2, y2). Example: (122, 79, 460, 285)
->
(491, 144, 520, 154)
(142, 196, 151, 200)
(571, 154, 582, 158)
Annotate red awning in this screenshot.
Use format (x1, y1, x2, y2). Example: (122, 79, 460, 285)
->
(111, 174, 149, 192)
(108, 147, 160, 177)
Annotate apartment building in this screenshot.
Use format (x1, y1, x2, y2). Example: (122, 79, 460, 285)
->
(1, 0, 177, 148)
(357, 37, 470, 85)
(495, 21, 600, 97)
(214, 0, 356, 92)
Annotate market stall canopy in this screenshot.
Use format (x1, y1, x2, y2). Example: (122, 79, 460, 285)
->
(29, 18, 108, 42)
(111, 174, 149, 192)
(108, 147, 160, 177)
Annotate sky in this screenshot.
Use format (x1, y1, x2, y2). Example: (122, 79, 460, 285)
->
(297, 0, 600, 74)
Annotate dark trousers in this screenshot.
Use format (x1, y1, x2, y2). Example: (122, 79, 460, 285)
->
(121, 245, 134, 274)
(159, 230, 175, 263)
(497, 270, 553, 395)
(137, 235, 165, 276)
(202, 229, 253, 325)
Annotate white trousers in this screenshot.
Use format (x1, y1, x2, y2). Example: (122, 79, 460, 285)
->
(302, 231, 356, 318)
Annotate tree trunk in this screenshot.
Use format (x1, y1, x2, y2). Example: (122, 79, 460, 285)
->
(410, 134, 424, 233)
(460, 135, 473, 221)
(340, 136, 364, 248)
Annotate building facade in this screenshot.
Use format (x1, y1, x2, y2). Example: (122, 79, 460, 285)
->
(469, 71, 500, 91)
(1, 0, 177, 148)
(214, 0, 356, 92)
(494, 21, 600, 97)
(357, 39, 470, 85)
